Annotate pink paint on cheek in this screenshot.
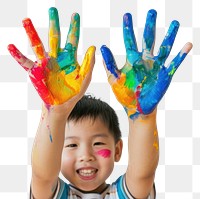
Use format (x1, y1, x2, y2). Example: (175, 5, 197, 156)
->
(96, 149, 111, 158)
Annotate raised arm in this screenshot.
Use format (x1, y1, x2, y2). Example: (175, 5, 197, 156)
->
(8, 7, 95, 198)
(101, 9, 192, 198)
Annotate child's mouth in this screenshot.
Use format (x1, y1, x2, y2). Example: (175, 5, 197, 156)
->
(77, 168, 98, 180)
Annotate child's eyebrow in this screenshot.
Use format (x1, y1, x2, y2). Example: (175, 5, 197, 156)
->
(65, 134, 109, 140)
(65, 136, 79, 140)
(92, 134, 109, 139)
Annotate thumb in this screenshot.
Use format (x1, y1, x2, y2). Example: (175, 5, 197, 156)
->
(80, 46, 96, 78)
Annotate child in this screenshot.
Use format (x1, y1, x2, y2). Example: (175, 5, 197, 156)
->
(8, 7, 192, 199)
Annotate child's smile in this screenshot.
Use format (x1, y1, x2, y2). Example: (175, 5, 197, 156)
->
(77, 167, 98, 181)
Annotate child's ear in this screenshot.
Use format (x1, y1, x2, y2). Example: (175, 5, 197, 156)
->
(114, 139, 123, 162)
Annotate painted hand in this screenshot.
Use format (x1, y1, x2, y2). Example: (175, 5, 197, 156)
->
(101, 9, 192, 119)
(8, 7, 95, 105)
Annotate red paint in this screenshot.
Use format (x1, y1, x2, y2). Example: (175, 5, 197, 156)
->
(8, 44, 21, 60)
(75, 74, 80, 80)
(8, 44, 54, 105)
(23, 18, 42, 47)
(30, 64, 54, 105)
(136, 85, 143, 114)
(96, 149, 111, 158)
(23, 18, 46, 59)
(7, 44, 29, 71)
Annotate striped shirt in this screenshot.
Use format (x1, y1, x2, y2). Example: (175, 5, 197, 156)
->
(52, 175, 156, 199)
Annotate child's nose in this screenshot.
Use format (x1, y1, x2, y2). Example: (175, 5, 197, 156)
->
(78, 148, 95, 162)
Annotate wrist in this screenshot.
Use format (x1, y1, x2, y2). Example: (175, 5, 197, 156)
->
(128, 108, 157, 122)
(41, 101, 76, 122)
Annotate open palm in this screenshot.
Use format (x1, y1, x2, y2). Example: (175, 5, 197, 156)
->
(101, 10, 192, 119)
(8, 7, 95, 105)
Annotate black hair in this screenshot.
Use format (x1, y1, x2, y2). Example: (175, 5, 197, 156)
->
(68, 95, 122, 143)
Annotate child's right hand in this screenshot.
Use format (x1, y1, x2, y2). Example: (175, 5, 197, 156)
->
(8, 7, 95, 106)
(101, 10, 192, 119)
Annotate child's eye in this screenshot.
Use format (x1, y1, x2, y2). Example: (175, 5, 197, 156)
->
(94, 142, 105, 146)
(66, 144, 77, 148)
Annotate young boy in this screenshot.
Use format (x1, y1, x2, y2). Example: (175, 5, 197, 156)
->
(8, 7, 192, 199)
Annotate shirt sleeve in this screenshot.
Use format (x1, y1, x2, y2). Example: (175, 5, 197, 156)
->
(29, 178, 69, 199)
(115, 175, 156, 199)
(54, 178, 69, 199)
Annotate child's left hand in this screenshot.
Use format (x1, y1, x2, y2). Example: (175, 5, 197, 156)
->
(101, 10, 192, 119)
(8, 8, 95, 106)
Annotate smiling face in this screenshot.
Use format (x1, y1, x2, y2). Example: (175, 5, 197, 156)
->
(61, 117, 123, 192)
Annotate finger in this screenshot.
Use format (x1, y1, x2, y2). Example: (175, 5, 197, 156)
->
(48, 7, 61, 58)
(142, 9, 157, 54)
(65, 13, 80, 50)
(123, 13, 138, 53)
(100, 45, 120, 80)
(80, 46, 96, 78)
(157, 20, 179, 63)
(23, 18, 46, 62)
(7, 44, 34, 71)
(167, 42, 193, 76)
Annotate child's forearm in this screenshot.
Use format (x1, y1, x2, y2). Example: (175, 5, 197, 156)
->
(31, 103, 74, 182)
(127, 109, 159, 179)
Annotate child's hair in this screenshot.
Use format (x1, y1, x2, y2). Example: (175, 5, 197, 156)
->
(68, 95, 122, 143)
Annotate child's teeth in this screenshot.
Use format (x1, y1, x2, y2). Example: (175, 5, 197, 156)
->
(79, 169, 96, 176)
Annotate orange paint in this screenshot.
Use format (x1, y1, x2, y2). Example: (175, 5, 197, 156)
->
(23, 18, 46, 61)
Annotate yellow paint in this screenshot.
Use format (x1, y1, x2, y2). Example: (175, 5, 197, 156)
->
(46, 67, 81, 104)
(112, 73, 137, 116)
(153, 130, 159, 151)
(153, 142, 159, 151)
(45, 46, 95, 105)
(34, 45, 46, 61)
(49, 21, 59, 58)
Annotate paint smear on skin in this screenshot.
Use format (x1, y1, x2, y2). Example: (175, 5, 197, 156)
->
(17, 10, 95, 106)
(49, 21, 60, 58)
(49, 7, 60, 58)
(29, 47, 92, 105)
(67, 13, 80, 49)
(123, 13, 137, 52)
(47, 124, 53, 143)
(23, 18, 46, 61)
(96, 149, 111, 158)
(143, 10, 157, 52)
(29, 61, 55, 105)
(153, 142, 159, 151)
(7, 44, 30, 71)
(101, 10, 190, 119)
(153, 130, 159, 151)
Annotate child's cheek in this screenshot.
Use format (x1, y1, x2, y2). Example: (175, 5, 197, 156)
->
(96, 149, 111, 158)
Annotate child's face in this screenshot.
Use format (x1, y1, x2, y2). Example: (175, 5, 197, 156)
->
(61, 117, 122, 192)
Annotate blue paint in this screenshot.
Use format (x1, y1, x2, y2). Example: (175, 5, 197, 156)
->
(49, 134, 53, 143)
(55, 13, 80, 75)
(167, 52, 187, 76)
(157, 20, 179, 62)
(47, 125, 53, 143)
(143, 9, 157, 52)
(100, 45, 119, 78)
(57, 43, 77, 74)
(101, 9, 190, 118)
(123, 13, 138, 52)
(123, 13, 141, 65)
